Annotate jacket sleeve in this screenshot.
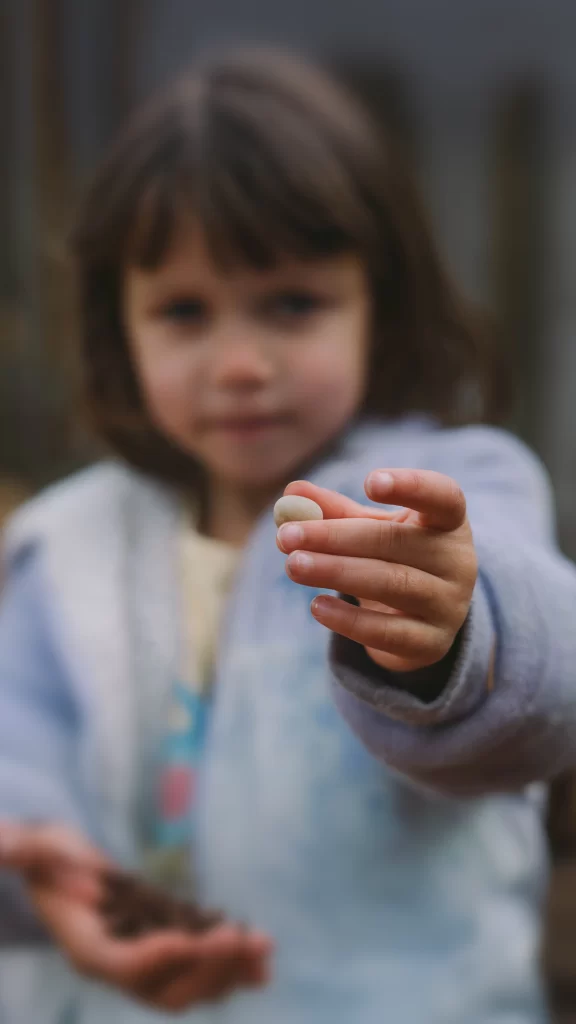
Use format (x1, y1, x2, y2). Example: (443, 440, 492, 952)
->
(0, 547, 89, 944)
(330, 428, 576, 797)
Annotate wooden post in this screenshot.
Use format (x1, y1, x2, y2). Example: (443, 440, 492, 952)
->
(30, 0, 76, 361)
(0, 2, 16, 301)
(0, 0, 145, 483)
(489, 81, 550, 451)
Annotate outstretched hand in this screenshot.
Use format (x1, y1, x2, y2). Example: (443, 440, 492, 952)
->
(0, 822, 272, 1012)
(277, 469, 477, 673)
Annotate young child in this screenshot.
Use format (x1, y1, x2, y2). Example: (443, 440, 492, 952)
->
(0, 47, 575, 1024)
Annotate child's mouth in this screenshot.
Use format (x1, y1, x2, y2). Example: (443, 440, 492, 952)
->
(206, 414, 291, 440)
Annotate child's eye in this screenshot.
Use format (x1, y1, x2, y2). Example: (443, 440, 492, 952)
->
(159, 298, 208, 325)
(264, 291, 327, 322)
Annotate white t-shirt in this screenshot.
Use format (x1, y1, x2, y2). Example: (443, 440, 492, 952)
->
(142, 516, 241, 889)
(179, 517, 241, 691)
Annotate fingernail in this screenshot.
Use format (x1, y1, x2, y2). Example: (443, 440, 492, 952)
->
(366, 471, 394, 499)
(311, 595, 334, 616)
(277, 523, 304, 552)
(286, 551, 314, 575)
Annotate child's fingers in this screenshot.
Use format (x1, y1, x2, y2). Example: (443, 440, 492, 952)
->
(111, 923, 263, 989)
(365, 470, 467, 531)
(283, 481, 399, 522)
(133, 950, 229, 1009)
(286, 551, 450, 621)
(243, 930, 274, 960)
(35, 885, 234, 1007)
(139, 933, 272, 1011)
(37, 866, 273, 1004)
(311, 595, 451, 668)
(238, 932, 274, 987)
(140, 966, 234, 1011)
(54, 906, 229, 982)
(106, 924, 237, 983)
(137, 946, 246, 1010)
(242, 953, 272, 987)
(277, 517, 457, 578)
(33, 892, 239, 986)
(123, 925, 268, 1008)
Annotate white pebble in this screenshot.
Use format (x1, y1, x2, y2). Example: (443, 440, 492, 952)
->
(274, 495, 323, 527)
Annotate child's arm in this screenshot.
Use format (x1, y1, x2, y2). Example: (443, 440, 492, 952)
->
(280, 428, 576, 797)
(0, 549, 92, 942)
(0, 550, 271, 1007)
(0, 821, 270, 1009)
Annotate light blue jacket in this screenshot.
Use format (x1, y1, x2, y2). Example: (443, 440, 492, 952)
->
(1, 419, 575, 1023)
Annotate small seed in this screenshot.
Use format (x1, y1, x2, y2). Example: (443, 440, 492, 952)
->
(274, 495, 323, 527)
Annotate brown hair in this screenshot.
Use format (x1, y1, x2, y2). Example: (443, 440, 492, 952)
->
(73, 47, 508, 484)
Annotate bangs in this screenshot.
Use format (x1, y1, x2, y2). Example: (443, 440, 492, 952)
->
(125, 77, 380, 272)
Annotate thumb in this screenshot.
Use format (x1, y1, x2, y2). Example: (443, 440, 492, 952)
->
(0, 821, 108, 881)
(284, 480, 397, 522)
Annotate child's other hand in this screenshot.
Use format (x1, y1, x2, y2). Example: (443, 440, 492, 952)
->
(0, 822, 272, 1011)
(276, 470, 477, 673)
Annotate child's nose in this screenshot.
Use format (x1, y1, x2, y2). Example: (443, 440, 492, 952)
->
(209, 332, 274, 388)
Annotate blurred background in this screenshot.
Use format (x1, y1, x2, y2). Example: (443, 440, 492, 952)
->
(0, 0, 575, 1018)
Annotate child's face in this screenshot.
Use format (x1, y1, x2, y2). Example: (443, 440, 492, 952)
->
(124, 228, 370, 490)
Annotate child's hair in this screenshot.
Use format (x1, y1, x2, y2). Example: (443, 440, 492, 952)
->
(73, 47, 508, 484)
